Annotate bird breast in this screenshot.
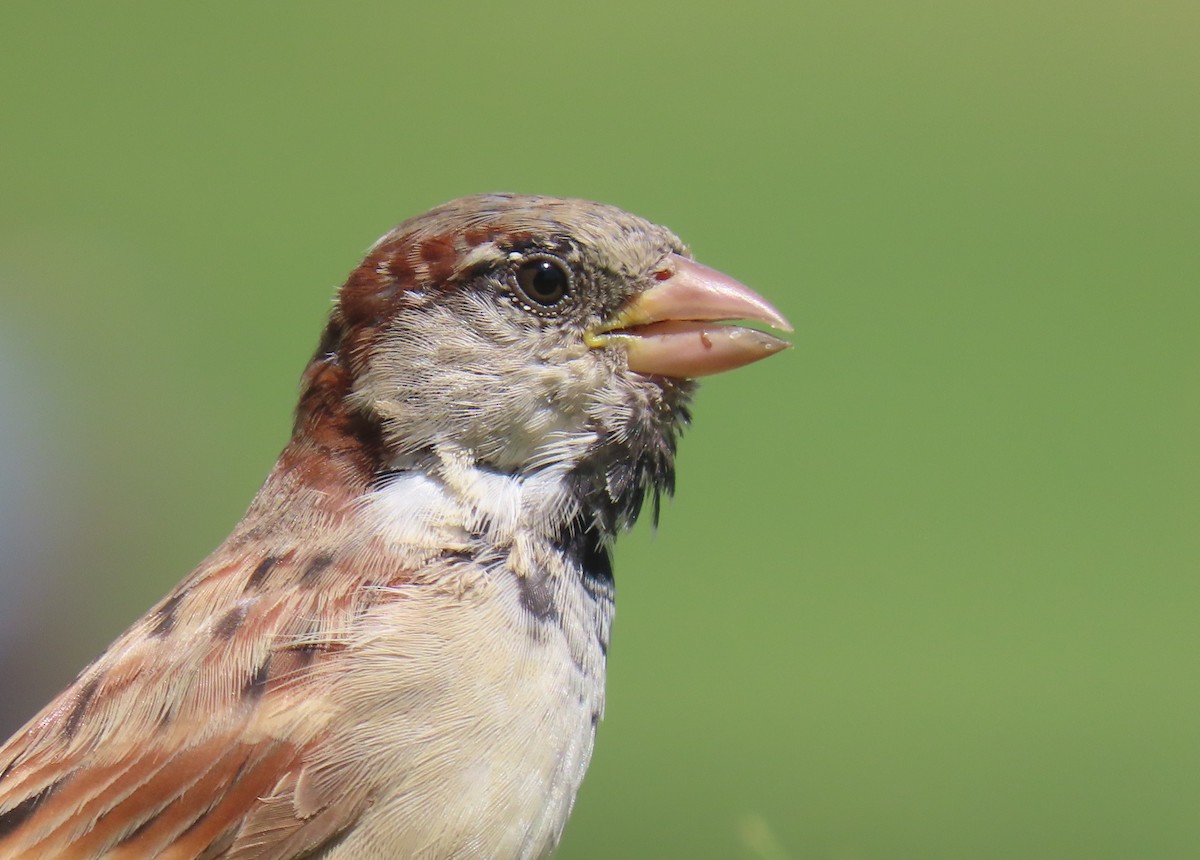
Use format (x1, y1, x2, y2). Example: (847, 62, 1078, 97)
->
(323, 467, 612, 858)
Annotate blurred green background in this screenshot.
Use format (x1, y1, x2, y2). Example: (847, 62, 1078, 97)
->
(1, 2, 1197, 857)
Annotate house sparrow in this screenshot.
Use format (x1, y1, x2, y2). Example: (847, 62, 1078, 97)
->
(0, 194, 791, 859)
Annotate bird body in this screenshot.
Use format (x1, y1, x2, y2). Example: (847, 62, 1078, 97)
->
(0, 195, 790, 858)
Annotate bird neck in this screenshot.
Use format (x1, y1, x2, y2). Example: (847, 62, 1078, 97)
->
(365, 444, 609, 567)
(245, 429, 616, 592)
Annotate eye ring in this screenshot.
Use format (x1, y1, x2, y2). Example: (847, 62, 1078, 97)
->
(513, 254, 573, 310)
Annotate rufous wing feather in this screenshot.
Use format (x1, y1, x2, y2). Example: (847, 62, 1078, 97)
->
(0, 542, 404, 859)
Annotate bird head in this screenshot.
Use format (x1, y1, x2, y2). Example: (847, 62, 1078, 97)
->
(294, 194, 791, 532)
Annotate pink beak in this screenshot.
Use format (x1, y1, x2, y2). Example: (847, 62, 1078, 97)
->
(586, 254, 793, 378)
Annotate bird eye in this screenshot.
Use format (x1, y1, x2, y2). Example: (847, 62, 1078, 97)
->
(514, 255, 571, 309)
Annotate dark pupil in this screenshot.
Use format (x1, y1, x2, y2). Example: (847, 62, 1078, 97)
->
(518, 259, 567, 305)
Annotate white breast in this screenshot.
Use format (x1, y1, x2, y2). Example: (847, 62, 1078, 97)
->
(324, 465, 611, 858)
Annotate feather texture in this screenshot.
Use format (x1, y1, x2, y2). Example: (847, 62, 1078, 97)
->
(0, 194, 789, 858)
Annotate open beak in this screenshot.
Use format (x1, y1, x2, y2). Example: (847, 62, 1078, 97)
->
(586, 254, 793, 378)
